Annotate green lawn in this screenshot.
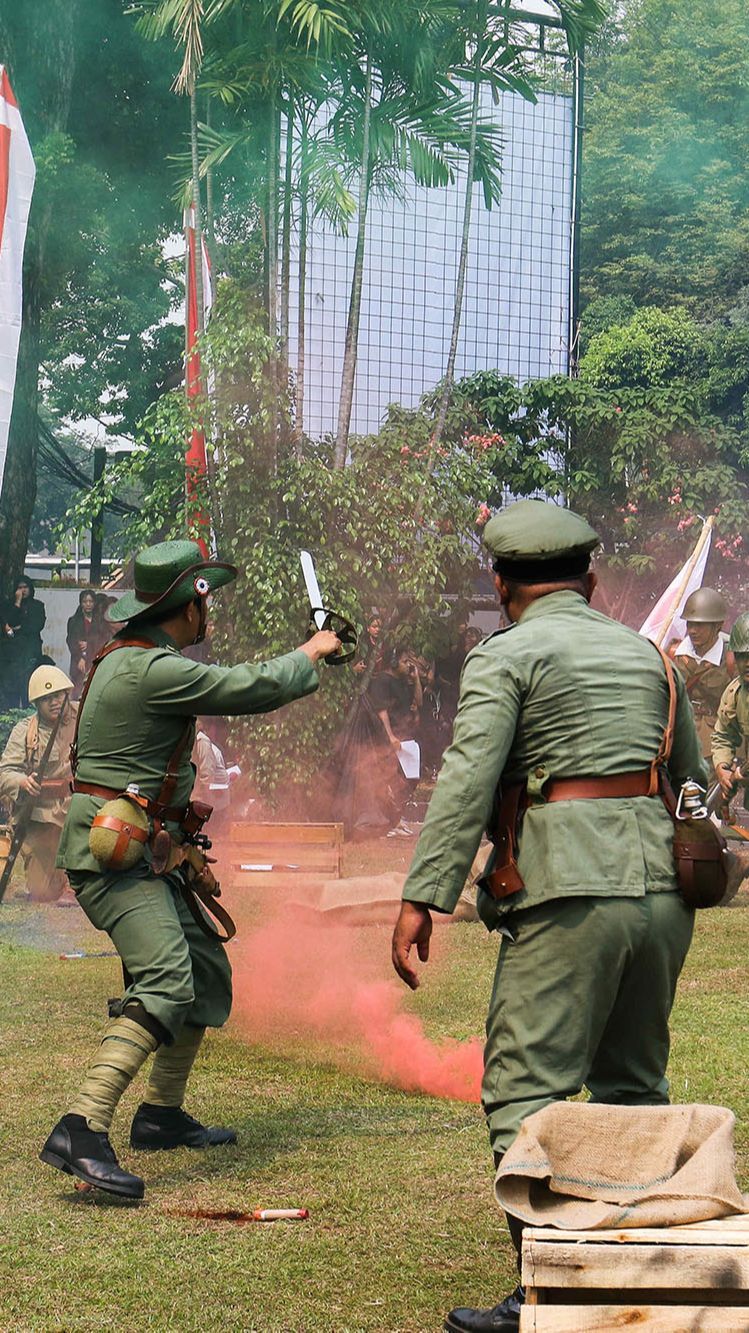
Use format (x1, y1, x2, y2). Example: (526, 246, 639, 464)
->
(1, 891, 747, 1333)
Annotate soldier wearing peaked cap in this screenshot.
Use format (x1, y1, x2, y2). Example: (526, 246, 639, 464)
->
(391, 499, 705, 1333)
(40, 540, 340, 1201)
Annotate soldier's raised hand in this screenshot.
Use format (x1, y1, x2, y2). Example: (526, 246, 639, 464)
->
(299, 630, 342, 663)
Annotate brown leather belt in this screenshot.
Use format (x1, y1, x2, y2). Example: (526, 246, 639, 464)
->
(71, 780, 186, 824)
(543, 769, 655, 802)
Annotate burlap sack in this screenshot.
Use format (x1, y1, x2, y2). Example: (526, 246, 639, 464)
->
(495, 1102, 749, 1229)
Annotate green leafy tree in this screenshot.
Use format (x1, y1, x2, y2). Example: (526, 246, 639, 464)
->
(583, 0, 749, 317)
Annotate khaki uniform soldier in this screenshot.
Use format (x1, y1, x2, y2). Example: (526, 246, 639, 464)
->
(391, 501, 705, 1333)
(40, 540, 340, 1200)
(670, 587, 733, 763)
(0, 665, 76, 901)
(712, 612, 749, 802)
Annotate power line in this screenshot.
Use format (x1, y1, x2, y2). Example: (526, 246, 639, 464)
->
(37, 422, 139, 516)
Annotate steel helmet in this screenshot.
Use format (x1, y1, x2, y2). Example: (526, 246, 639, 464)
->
(682, 587, 728, 624)
(729, 613, 749, 655)
(28, 665, 74, 703)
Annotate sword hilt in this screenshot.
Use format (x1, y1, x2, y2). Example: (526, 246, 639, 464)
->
(307, 608, 358, 666)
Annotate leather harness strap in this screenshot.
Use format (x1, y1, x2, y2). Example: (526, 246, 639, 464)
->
(71, 780, 186, 824)
(485, 643, 681, 901)
(543, 770, 654, 802)
(70, 634, 194, 820)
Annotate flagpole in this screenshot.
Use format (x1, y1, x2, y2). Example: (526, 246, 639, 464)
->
(653, 515, 715, 647)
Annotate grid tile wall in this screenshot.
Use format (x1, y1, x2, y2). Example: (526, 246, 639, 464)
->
(288, 88, 573, 439)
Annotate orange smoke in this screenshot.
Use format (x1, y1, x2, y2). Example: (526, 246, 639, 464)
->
(230, 908, 483, 1102)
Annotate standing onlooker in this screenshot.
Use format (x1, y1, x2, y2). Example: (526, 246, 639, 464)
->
(369, 648, 423, 836)
(66, 590, 97, 695)
(85, 593, 115, 665)
(354, 613, 385, 675)
(1, 576, 46, 707)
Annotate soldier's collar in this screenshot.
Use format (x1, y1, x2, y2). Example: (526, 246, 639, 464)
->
(516, 589, 588, 624)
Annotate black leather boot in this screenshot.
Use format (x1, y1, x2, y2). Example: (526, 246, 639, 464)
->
(40, 1114, 145, 1199)
(444, 1286, 525, 1332)
(130, 1103, 237, 1150)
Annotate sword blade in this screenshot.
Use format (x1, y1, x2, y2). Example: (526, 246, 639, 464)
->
(300, 550, 326, 630)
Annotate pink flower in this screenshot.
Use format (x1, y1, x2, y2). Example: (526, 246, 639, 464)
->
(476, 503, 491, 528)
(400, 445, 411, 456)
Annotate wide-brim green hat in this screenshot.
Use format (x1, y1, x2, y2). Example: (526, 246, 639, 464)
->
(107, 540, 237, 624)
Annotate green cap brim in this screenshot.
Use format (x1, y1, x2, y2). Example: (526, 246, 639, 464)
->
(107, 562, 237, 624)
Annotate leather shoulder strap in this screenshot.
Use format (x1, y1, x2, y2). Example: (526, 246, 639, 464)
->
(650, 643, 678, 794)
(25, 714, 39, 767)
(69, 636, 157, 776)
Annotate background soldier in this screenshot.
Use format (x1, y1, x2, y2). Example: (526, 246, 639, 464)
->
(670, 587, 732, 766)
(712, 612, 749, 803)
(0, 665, 76, 902)
(391, 500, 705, 1333)
(40, 539, 340, 1200)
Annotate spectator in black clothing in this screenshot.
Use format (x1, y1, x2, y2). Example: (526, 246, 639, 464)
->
(353, 613, 384, 676)
(66, 589, 97, 694)
(368, 648, 423, 837)
(1, 576, 46, 707)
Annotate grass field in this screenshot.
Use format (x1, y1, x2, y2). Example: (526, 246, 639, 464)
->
(1, 877, 747, 1333)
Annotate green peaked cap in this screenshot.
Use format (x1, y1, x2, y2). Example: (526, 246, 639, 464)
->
(107, 540, 237, 624)
(483, 499, 600, 581)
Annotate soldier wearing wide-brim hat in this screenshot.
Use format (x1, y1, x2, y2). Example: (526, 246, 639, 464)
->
(391, 500, 705, 1333)
(40, 539, 340, 1200)
(712, 611, 749, 801)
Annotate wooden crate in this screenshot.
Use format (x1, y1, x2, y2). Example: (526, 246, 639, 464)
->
(226, 821, 343, 889)
(521, 1215, 749, 1330)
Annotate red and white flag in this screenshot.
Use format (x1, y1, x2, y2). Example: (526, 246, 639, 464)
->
(185, 205, 213, 557)
(639, 516, 714, 650)
(0, 67, 35, 492)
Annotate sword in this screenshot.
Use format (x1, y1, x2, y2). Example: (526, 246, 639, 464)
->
(299, 550, 358, 666)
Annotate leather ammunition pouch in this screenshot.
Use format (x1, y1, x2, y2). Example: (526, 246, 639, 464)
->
(483, 646, 728, 910)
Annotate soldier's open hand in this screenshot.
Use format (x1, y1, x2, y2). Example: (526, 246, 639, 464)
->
(392, 901, 432, 990)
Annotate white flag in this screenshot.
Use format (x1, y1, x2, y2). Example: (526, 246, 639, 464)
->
(0, 66, 35, 492)
(639, 518, 714, 650)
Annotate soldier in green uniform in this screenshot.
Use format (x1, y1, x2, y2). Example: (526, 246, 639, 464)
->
(40, 540, 340, 1200)
(712, 612, 749, 800)
(670, 587, 733, 766)
(390, 500, 705, 1333)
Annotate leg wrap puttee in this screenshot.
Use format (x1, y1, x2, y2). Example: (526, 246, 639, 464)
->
(68, 1016, 159, 1133)
(143, 1024, 205, 1108)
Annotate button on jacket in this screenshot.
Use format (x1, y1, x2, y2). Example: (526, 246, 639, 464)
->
(402, 591, 706, 923)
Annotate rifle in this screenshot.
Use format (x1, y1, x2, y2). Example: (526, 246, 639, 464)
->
(705, 758, 741, 820)
(0, 711, 64, 904)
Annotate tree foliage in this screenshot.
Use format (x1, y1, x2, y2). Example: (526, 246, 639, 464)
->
(583, 0, 749, 317)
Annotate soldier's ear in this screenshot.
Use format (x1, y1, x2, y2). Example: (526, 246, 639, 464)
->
(494, 574, 511, 607)
(585, 571, 598, 603)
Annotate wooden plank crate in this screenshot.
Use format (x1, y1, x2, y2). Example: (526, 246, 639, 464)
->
(521, 1215, 749, 1330)
(227, 822, 343, 888)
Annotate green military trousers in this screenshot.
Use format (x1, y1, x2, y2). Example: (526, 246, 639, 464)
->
(482, 892, 694, 1155)
(69, 864, 232, 1040)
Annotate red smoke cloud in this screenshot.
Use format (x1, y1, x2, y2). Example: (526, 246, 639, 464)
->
(230, 908, 483, 1102)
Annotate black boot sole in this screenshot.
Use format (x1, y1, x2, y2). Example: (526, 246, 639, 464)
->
(39, 1147, 144, 1199)
(443, 1318, 519, 1333)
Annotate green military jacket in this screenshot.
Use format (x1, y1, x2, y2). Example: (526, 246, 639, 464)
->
(711, 678, 749, 770)
(402, 591, 706, 925)
(0, 704, 77, 828)
(57, 628, 318, 872)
